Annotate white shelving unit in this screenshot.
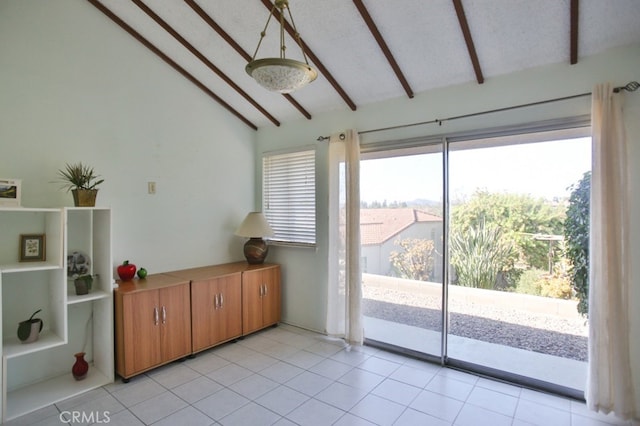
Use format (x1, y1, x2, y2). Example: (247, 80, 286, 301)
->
(0, 207, 114, 422)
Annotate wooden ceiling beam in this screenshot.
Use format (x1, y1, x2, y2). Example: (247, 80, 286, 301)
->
(570, 0, 579, 64)
(352, 0, 414, 99)
(131, 0, 281, 127)
(87, 0, 257, 130)
(260, 0, 357, 111)
(452, 0, 484, 84)
(184, 0, 312, 120)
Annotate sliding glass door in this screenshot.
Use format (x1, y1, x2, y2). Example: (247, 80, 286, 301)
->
(361, 125, 591, 395)
(360, 144, 444, 361)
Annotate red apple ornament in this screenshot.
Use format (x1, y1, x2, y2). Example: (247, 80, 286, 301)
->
(117, 260, 137, 281)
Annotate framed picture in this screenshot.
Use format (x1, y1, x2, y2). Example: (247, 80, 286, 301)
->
(0, 179, 21, 207)
(20, 234, 46, 262)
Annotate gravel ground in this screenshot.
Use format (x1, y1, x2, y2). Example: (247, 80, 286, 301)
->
(363, 286, 589, 362)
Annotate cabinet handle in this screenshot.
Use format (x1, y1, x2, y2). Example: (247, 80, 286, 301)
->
(154, 307, 159, 325)
(219, 293, 224, 308)
(162, 306, 167, 324)
(263, 284, 268, 296)
(259, 284, 264, 297)
(214, 294, 219, 309)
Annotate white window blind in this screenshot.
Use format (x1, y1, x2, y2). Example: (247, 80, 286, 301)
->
(263, 149, 316, 245)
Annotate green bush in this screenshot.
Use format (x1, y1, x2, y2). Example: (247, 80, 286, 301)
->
(564, 172, 590, 316)
(516, 269, 546, 296)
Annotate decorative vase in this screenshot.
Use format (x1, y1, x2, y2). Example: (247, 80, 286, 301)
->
(72, 352, 89, 380)
(72, 189, 98, 207)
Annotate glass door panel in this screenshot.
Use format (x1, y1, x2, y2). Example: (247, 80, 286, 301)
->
(446, 136, 591, 392)
(360, 146, 444, 359)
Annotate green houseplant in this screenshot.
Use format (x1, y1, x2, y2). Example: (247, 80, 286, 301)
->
(57, 162, 104, 207)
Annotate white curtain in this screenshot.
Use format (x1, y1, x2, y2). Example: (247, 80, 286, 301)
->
(586, 83, 637, 420)
(326, 130, 363, 345)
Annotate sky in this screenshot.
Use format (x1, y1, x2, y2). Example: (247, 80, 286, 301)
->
(360, 137, 592, 204)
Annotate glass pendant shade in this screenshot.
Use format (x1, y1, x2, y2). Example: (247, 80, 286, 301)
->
(247, 0, 317, 93)
(246, 58, 317, 94)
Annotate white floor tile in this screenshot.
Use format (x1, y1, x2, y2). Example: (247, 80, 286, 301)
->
(206, 363, 254, 386)
(259, 360, 305, 383)
(285, 371, 333, 396)
(371, 378, 422, 405)
(333, 413, 378, 425)
(308, 358, 354, 380)
(286, 398, 345, 426)
(148, 363, 201, 388)
(410, 389, 465, 422)
(337, 368, 385, 392)
(390, 364, 438, 388)
(454, 403, 512, 426)
(425, 374, 474, 401)
(172, 376, 225, 404)
(465, 386, 519, 416)
(255, 385, 310, 416)
(152, 406, 215, 426)
(192, 388, 249, 421)
(349, 394, 406, 426)
(515, 398, 572, 426)
(129, 391, 188, 424)
(283, 350, 325, 369)
(219, 402, 281, 426)
(109, 376, 167, 407)
(357, 356, 402, 376)
(394, 408, 452, 426)
(229, 373, 279, 400)
(314, 382, 369, 411)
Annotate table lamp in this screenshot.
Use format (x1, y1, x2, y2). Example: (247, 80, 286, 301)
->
(235, 212, 275, 264)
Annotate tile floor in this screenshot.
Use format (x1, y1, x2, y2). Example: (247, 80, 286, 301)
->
(7, 324, 634, 426)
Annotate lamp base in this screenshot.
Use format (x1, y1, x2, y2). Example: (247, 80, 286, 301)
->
(244, 238, 269, 264)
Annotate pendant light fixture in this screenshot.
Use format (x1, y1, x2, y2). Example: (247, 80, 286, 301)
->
(246, 0, 317, 94)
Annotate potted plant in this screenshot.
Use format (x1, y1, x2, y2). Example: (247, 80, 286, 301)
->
(73, 274, 93, 295)
(57, 163, 104, 207)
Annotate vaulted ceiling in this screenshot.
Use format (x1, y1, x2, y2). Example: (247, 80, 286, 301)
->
(89, 0, 640, 130)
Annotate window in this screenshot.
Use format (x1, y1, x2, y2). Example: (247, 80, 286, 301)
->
(262, 148, 316, 245)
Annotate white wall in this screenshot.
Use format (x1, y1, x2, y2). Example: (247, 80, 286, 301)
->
(256, 44, 640, 407)
(0, 0, 257, 273)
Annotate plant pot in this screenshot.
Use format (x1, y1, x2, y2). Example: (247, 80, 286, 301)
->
(17, 309, 43, 344)
(72, 189, 98, 207)
(74, 277, 92, 295)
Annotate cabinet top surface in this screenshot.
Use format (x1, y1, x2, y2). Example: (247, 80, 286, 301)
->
(115, 273, 190, 293)
(167, 262, 279, 280)
(115, 262, 279, 292)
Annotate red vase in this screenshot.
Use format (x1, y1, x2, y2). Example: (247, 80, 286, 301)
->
(72, 352, 89, 380)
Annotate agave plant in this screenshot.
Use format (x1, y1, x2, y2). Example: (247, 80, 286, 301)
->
(57, 163, 104, 192)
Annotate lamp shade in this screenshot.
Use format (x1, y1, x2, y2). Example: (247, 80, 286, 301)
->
(235, 212, 274, 238)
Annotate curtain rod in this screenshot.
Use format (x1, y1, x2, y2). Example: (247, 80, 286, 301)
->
(316, 80, 638, 141)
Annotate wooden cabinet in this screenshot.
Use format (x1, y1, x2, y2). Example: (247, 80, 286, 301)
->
(114, 275, 191, 380)
(170, 265, 243, 352)
(115, 262, 280, 381)
(242, 265, 281, 335)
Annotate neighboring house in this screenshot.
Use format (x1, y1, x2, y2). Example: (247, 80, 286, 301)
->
(360, 208, 443, 280)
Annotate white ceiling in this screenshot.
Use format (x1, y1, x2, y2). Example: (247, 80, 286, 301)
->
(92, 0, 640, 130)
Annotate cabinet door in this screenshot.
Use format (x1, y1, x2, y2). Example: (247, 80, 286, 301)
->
(159, 283, 192, 362)
(242, 270, 264, 335)
(121, 290, 161, 377)
(191, 274, 242, 352)
(191, 278, 219, 352)
(218, 274, 242, 342)
(262, 266, 281, 327)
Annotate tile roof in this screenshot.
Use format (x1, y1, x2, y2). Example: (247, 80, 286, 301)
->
(360, 208, 442, 246)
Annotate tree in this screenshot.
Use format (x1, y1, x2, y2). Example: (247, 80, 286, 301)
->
(389, 238, 436, 281)
(564, 172, 590, 316)
(451, 190, 566, 274)
(450, 221, 515, 289)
